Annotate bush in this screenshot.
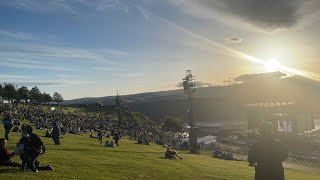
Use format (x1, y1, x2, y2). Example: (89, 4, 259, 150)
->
(163, 117, 184, 132)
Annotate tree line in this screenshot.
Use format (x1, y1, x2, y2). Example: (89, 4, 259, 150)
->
(0, 83, 63, 104)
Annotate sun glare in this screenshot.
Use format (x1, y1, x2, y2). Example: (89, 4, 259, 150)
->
(264, 59, 281, 72)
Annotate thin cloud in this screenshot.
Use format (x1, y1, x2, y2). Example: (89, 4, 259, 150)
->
(233, 72, 288, 83)
(96, 0, 129, 13)
(0, 57, 48, 65)
(48, 0, 79, 15)
(0, 74, 33, 79)
(0, 0, 130, 15)
(0, 79, 91, 87)
(0, 61, 85, 71)
(0, 43, 118, 64)
(99, 49, 129, 57)
(3, 0, 78, 15)
(115, 72, 143, 78)
(176, 81, 212, 88)
(0, 30, 33, 40)
(58, 74, 80, 78)
(225, 37, 243, 43)
(136, 5, 151, 22)
(91, 67, 129, 72)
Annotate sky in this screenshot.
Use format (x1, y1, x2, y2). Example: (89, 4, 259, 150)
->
(0, 0, 320, 100)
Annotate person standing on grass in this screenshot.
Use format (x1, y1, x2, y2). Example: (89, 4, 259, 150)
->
(2, 113, 13, 140)
(52, 121, 61, 145)
(113, 131, 120, 147)
(248, 121, 288, 180)
(0, 138, 20, 167)
(98, 130, 103, 145)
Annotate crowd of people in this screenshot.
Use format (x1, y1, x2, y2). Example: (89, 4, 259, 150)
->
(0, 103, 190, 170)
(0, 103, 164, 172)
(0, 103, 164, 146)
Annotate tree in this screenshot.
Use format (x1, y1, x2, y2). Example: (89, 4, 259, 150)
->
(53, 92, 63, 105)
(0, 84, 3, 98)
(163, 117, 184, 132)
(29, 86, 41, 103)
(18, 86, 29, 104)
(43, 92, 53, 104)
(3, 83, 18, 102)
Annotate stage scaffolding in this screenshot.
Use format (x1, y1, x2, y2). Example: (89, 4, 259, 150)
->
(245, 102, 315, 135)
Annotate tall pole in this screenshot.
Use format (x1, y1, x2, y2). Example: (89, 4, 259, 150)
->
(183, 70, 198, 153)
(115, 91, 122, 128)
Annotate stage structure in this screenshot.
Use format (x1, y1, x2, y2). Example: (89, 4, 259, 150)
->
(245, 102, 315, 135)
(183, 70, 198, 153)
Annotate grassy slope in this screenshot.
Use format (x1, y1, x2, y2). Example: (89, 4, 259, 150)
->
(0, 119, 319, 180)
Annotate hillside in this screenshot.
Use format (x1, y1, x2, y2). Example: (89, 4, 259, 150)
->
(1, 119, 319, 180)
(63, 72, 320, 124)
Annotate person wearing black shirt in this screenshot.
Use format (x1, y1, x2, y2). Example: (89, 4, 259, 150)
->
(248, 122, 288, 180)
(19, 125, 53, 172)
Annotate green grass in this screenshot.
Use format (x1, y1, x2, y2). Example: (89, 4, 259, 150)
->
(0, 120, 319, 180)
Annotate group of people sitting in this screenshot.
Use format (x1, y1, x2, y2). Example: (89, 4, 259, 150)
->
(0, 124, 54, 172)
(213, 150, 240, 161)
(104, 140, 115, 147)
(137, 138, 150, 145)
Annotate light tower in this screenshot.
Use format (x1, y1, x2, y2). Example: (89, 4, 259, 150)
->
(115, 91, 122, 128)
(183, 70, 198, 153)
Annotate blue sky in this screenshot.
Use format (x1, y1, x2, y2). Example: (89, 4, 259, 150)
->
(1, 0, 320, 99)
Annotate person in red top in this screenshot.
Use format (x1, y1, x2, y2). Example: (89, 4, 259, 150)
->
(0, 138, 20, 167)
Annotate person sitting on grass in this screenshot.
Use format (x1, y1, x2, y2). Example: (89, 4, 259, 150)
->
(0, 138, 20, 167)
(109, 141, 115, 147)
(165, 148, 183, 159)
(90, 132, 95, 138)
(45, 129, 52, 138)
(104, 140, 110, 147)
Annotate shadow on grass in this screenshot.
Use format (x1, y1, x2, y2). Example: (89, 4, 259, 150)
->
(0, 168, 24, 174)
(55, 148, 89, 152)
(157, 157, 183, 160)
(112, 150, 163, 154)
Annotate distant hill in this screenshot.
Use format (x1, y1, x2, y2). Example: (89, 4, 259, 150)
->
(64, 72, 320, 125)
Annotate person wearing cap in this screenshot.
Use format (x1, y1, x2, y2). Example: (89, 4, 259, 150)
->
(248, 121, 288, 180)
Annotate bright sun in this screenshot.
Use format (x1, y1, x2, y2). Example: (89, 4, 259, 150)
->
(264, 58, 281, 71)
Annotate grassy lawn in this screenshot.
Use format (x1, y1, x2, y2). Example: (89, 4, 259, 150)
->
(0, 119, 319, 180)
